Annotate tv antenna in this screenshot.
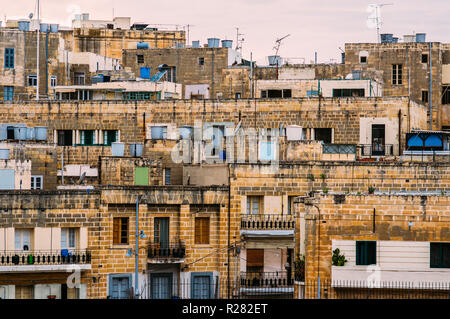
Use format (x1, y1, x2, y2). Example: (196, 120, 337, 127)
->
(367, 3, 393, 43)
(235, 27, 244, 54)
(273, 34, 290, 58)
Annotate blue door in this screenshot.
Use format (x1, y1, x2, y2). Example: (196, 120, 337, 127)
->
(192, 275, 211, 299)
(151, 273, 172, 299)
(110, 275, 131, 299)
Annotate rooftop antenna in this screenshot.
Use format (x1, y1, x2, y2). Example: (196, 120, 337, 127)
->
(235, 27, 244, 54)
(367, 3, 393, 43)
(273, 34, 290, 79)
(36, 0, 40, 100)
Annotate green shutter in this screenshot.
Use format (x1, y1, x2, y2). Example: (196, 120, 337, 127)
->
(356, 241, 376, 265)
(134, 167, 149, 185)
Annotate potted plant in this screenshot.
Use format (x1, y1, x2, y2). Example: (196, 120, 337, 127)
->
(332, 248, 347, 266)
(368, 186, 375, 194)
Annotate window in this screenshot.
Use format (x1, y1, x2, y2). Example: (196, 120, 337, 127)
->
(194, 217, 210, 244)
(74, 72, 85, 85)
(3, 86, 13, 101)
(259, 141, 276, 161)
(360, 56, 367, 63)
(430, 243, 450, 268)
(442, 86, 450, 105)
(151, 126, 167, 139)
(288, 196, 296, 215)
(103, 130, 118, 146)
(164, 168, 171, 185)
(57, 130, 73, 146)
(246, 249, 264, 273)
(260, 89, 291, 98)
(422, 54, 428, 64)
(392, 64, 402, 85)
(191, 273, 213, 299)
(4, 48, 14, 69)
(137, 55, 144, 64)
(247, 196, 262, 215)
(123, 91, 159, 100)
(28, 75, 37, 87)
(314, 128, 332, 144)
(113, 217, 129, 244)
(199, 57, 205, 65)
(80, 130, 95, 146)
(6, 126, 15, 140)
(422, 90, 429, 103)
(161, 66, 176, 83)
(332, 88, 365, 97)
(31, 176, 43, 190)
(61, 228, 77, 249)
(50, 76, 57, 87)
(109, 274, 132, 299)
(356, 241, 377, 265)
(235, 92, 241, 99)
(154, 217, 169, 247)
(14, 229, 32, 251)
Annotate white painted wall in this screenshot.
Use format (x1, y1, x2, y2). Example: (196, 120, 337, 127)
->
(359, 117, 399, 154)
(185, 84, 210, 99)
(0, 285, 14, 299)
(320, 79, 382, 97)
(332, 239, 450, 284)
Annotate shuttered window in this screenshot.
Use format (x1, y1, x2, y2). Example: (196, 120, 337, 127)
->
(4, 48, 14, 69)
(247, 196, 262, 215)
(61, 228, 77, 249)
(195, 217, 210, 244)
(356, 241, 377, 265)
(246, 249, 264, 273)
(113, 217, 129, 244)
(14, 229, 31, 251)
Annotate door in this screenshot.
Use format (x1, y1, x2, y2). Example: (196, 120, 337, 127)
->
(15, 286, 33, 299)
(154, 218, 169, 250)
(110, 276, 130, 299)
(150, 273, 173, 299)
(372, 124, 385, 155)
(192, 275, 211, 299)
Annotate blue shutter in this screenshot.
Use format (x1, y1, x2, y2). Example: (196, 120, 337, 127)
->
(140, 67, 150, 79)
(0, 170, 15, 190)
(4, 87, 13, 101)
(4, 48, 14, 68)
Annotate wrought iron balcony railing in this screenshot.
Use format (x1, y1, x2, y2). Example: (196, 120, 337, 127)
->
(147, 242, 186, 259)
(0, 249, 91, 266)
(241, 214, 295, 231)
(359, 144, 394, 157)
(240, 271, 294, 287)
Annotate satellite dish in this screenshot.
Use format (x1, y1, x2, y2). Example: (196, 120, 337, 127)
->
(29, 13, 34, 20)
(78, 172, 87, 184)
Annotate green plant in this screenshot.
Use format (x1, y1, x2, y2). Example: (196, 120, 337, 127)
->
(441, 190, 445, 196)
(332, 248, 347, 266)
(357, 191, 361, 195)
(294, 254, 305, 281)
(320, 173, 326, 180)
(344, 188, 350, 194)
(368, 186, 375, 194)
(308, 174, 315, 181)
(322, 187, 328, 194)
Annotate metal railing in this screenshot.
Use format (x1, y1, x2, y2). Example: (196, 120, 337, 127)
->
(0, 249, 91, 266)
(240, 271, 294, 288)
(323, 144, 356, 154)
(298, 280, 450, 299)
(147, 242, 186, 259)
(241, 214, 295, 231)
(359, 144, 394, 157)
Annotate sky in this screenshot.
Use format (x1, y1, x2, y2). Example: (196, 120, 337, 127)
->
(1, 0, 449, 65)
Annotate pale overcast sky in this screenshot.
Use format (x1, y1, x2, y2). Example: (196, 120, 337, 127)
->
(2, 0, 449, 65)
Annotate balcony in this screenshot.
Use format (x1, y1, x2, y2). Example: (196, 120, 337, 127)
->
(358, 144, 394, 157)
(0, 249, 92, 272)
(239, 271, 294, 297)
(240, 214, 295, 238)
(147, 242, 186, 263)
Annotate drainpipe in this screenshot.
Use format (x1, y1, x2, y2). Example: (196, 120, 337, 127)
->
(227, 164, 231, 298)
(429, 42, 432, 130)
(398, 110, 402, 156)
(135, 196, 140, 299)
(46, 29, 49, 96)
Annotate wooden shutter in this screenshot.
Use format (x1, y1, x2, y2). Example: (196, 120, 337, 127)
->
(246, 249, 264, 267)
(113, 218, 120, 244)
(195, 218, 209, 244)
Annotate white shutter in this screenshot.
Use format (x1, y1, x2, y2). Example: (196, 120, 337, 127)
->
(61, 229, 67, 249)
(14, 231, 21, 250)
(23, 230, 30, 250)
(69, 229, 76, 248)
